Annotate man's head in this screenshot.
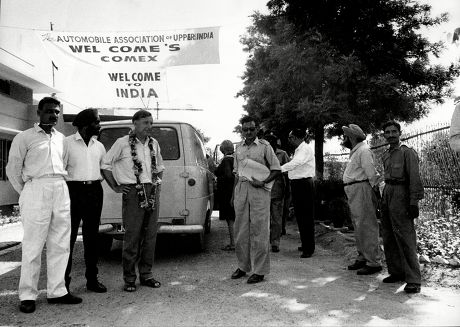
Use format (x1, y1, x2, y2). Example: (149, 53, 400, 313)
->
(37, 97, 61, 126)
(288, 128, 306, 149)
(132, 110, 153, 138)
(240, 115, 259, 142)
(382, 120, 402, 145)
(341, 124, 366, 149)
(264, 134, 278, 151)
(72, 108, 101, 137)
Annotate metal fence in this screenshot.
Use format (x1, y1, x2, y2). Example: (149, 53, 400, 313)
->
(324, 122, 460, 218)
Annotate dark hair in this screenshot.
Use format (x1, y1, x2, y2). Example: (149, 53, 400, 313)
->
(132, 109, 152, 122)
(356, 136, 366, 143)
(239, 115, 259, 127)
(382, 120, 401, 132)
(291, 128, 306, 139)
(38, 97, 60, 112)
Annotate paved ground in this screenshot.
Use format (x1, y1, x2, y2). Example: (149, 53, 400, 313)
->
(0, 213, 459, 326)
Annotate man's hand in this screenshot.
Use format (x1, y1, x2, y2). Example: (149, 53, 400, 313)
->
(408, 205, 419, 219)
(249, 177, 265, 188)
(114, 184, 131, 194)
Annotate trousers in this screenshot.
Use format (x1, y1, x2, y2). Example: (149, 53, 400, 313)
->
(344, 182, 381, 267)
(270, 197, 284, 247)
(122, 184, 159, 283)
(18, 177, 70, 300)
(233, 181, 271, 275)
(65, 181, 103, 286)
(290, 178, 315, 255)
(381, 184, 421, 284)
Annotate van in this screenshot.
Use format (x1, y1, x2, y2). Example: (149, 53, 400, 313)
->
(97, 120, 214, 251)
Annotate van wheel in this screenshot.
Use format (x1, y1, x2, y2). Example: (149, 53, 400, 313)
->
(98, 234, 113, 255)
(204, 210, 211, 234)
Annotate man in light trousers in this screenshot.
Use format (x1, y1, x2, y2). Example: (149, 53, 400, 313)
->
(6, 97, 82, 314)
(342, 124, 382, 275)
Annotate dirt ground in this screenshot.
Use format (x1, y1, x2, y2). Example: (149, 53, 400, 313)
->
(0, 214, 459, 326)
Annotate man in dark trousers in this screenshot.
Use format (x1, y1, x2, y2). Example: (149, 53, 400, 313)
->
(281, 128, 316, 258)
(380, 120, 424, 293)
(63, 109, 107, 293)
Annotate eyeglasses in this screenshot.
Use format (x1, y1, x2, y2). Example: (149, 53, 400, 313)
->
(242, 127, 256, 132)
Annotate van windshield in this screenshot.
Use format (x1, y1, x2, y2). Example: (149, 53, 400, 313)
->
(98, 126, 180, 160)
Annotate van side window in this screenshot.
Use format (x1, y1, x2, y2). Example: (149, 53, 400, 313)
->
(98, 127, 180, 160)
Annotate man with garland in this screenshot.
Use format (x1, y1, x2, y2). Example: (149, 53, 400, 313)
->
(102, 110, 165, 292)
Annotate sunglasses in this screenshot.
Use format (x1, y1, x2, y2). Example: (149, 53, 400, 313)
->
(242, 127, 256, 132)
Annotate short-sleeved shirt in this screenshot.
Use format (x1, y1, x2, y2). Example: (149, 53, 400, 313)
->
(233, 138, 281, 191)
(101, 135, 165, 185)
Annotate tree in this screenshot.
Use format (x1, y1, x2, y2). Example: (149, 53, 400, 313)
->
(238, 0, 459, 178)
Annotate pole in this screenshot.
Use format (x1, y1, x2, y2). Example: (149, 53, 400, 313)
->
(156, 101, 159, 120)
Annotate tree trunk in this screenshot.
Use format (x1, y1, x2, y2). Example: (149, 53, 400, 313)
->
(314, 125, 324, 180)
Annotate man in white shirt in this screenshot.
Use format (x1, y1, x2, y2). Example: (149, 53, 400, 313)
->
(281, 128, 316, 258)
(342, 124, 382, 275)
(102, 110, 165, 292)
(63, 109, 107, 293)
(6, 97, 82, 314)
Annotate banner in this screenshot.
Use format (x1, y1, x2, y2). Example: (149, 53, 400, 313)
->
(35, 27, 220, 104)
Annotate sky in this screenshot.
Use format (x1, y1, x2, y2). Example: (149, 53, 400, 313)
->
(1, 0, 459, 152)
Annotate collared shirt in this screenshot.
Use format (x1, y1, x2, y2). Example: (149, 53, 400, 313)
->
(63, 132, 106, 181)
(101, 135, 165, 185)
(382, 142, 424, 205)
(233, 138, 281, 191)
(6, 123, 67, 193)
(343, 141, 380, 187)
(281, 141, 315, 180)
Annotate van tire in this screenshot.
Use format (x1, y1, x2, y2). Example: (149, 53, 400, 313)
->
(98, 234, 113, 255)
(204, 210, 211, 234)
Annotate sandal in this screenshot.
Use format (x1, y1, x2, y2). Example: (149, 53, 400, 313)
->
(221, 244, 235, 251)
(124, 282, 136, 292)
(140, 278, 161, 288)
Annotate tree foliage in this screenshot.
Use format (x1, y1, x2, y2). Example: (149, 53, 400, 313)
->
(238, 0, 460, 178)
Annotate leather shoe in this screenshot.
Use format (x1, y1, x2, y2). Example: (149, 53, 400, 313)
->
(347, 260, 366, 270)
(357, 265, 382, 275)
(271, 245, 280, 253)
(298, 246, 303, 252)
(47, 293, 82, 304)
(19, 300, 35, 313)
(404, 283, 421, 293)
(300, 253, 312, 258)
(87, 280, 107, 293)
(231, 268, 246, 279)
(382, 275, 404, 283)
(247, 274, 264, 284)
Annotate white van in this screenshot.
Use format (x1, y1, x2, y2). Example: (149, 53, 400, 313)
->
(97, 120, 214, 251)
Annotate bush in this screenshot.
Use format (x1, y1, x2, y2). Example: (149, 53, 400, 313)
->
(0, 205, 20, 226)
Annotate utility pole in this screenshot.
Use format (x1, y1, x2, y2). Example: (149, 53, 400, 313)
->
(50, 21, 57, 88)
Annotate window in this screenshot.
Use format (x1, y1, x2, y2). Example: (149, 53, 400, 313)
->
(98, 126, 180, 160)
(0, 139, 12, 181)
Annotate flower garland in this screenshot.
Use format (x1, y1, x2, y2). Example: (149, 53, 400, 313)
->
(128, 130, 162, 210)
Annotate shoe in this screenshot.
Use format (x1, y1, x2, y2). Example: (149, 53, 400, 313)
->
(382, 275, 404, 283)
(247, 274, 264, 284)
(47, 293, 82, 304)
(300, 253, 312, 258)
(298, 246, 303, 252)
(19, 300, 35, 313)
(231, 268, 246, 279)
(347, 260, 367, 270)
(124, 282, 137, 292)
(140, 278, 161, 288)
(271, 245, 280, 253)
(281, 229, 286, 236)
(404, 283, 421, 293)
(87, 280, 107, 293)
(357, 265, 383, 275)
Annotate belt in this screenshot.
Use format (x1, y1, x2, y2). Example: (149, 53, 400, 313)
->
(343, 179, 368, 187)
(385, 180, 406, 185)
(67, 180, 101, 185)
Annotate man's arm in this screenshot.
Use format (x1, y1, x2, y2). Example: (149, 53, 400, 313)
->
(6, 134, 26, 194)
(101, 169, 130, 194)
(404, 147, 424, 205)
(281, 143, 311, 173)
(100, 138, 130, 194)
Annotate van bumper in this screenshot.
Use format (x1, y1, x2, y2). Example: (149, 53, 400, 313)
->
(158, 225, 203, 234)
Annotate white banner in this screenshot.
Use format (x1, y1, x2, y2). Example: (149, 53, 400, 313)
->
(35, 27, 220, 104)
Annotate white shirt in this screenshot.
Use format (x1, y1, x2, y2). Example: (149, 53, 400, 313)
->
(6, 123, 67, 193)
(63, 132, 106, 181)
(342, 142, 379, 187)
(101, 135, 165, 185)
(281, 141, 315, 180)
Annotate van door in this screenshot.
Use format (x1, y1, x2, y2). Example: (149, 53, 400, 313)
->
(148, 125, 186, 222)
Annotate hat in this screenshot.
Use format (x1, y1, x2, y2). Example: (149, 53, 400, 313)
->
(342, 124, 366, 140)
(72, 109, 99, 128)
